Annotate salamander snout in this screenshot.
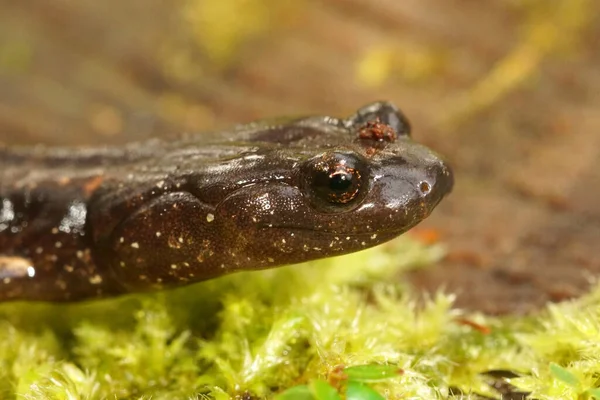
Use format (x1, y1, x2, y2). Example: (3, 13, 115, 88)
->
(418, 158, 453, 206)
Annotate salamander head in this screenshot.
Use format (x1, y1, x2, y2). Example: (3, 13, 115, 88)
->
(215, 101, 453, 270)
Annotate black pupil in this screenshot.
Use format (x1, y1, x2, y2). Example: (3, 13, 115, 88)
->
(330, 171, 353, 193)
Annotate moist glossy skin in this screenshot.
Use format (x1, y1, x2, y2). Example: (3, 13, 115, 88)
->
(0, 102, 453, 302)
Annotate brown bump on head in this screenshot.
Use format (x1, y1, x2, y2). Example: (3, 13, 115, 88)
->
(357, 118, 398, 143)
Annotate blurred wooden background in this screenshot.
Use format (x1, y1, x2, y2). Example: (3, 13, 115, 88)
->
(1, 0, 599, 314)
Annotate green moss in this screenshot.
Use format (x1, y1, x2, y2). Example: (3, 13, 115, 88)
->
(1, 237, 600, 399)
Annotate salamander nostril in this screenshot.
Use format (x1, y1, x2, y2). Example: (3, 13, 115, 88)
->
(419, 181, 432, 195)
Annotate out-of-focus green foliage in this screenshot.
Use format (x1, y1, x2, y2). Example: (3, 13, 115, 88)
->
(1, 235, 600, 399)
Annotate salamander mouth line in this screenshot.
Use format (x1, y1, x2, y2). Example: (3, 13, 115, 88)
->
(256, 224, 411, 238)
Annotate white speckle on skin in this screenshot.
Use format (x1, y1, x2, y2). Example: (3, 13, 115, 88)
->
(268, 257, 274, 262)
(206, 213, 215, 222)
(178, 237, 184, 243)
(119, 237, 125, 243)
(220, 264, 225, 269)
(361, 241, 366, 246)
(156, 231, 161, 237)
(64, 265, 74, 272)
(51, 228, 58, 234)
(131, 242, 140, 249)
(156, 180, 165, 188)
(281, 239, 286, 244)
(371, 234, 377, 239)
(55, 241, 62, 248)
(252, 217, 257, 223)
(346, 236, 350, 240)
(26, 266, 35, 278)
(76, 251, 84, 259)
(3, 278, 11, 284)
(89, 275, 103, 284)
(35, 247, 43, 254)
(171, 264, 178, 269)
(313, 247, 322, 251)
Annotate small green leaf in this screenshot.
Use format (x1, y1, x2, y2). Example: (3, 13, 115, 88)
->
(344, 364, 402, 382)
(550, 363, 579, 388)
(346, 381, 385, 400)
(310, 379, 341, 400)
(276, 385, 314, 400)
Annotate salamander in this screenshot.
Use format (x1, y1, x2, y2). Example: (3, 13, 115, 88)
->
(0, 102, 453, 302)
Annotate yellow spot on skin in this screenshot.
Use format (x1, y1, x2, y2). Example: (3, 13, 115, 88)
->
(171, 264, 178, 269)
(83, 175, 105, 196)
(119, 237, 125, 243)
(89, 275, 103, 284)
(51, 228, 58, 234)
(131, 242, 140, 249)
(57, 176, 71, 186)
(35, 247, 43, 254)
(155, 232, 162, 237)
(3, 278, 11, 284)
(178, 237, 184, 243)
(206, 213, 215, 222)
(55, 241, 62, 248)
(168, 236, 182, 249)
(64, 265, 74, 272)
(267, 257, 274, 262)
(120, 261, 126, 268)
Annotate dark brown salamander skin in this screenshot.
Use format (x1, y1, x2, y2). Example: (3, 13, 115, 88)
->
(0, 102, 453, 302)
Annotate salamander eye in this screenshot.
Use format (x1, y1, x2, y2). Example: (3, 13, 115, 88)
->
(301, 152, 369, 211)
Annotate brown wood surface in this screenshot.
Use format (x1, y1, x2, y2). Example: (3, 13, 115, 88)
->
(1, 0, 599, 314)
